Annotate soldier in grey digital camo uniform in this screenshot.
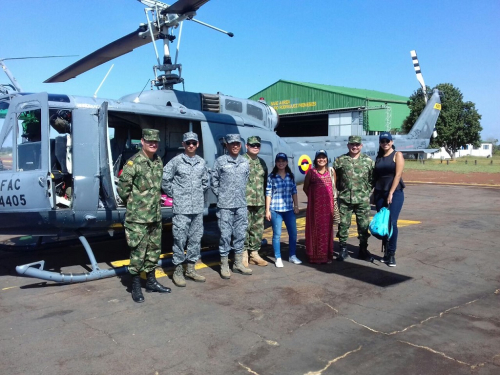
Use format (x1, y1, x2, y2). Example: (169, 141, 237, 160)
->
(118, 128, 171, 303)
(243, 135, 268, 267)
(211, 134, 252, 279)
(334, 135, 375, 262)
(162, 132, 209, 287)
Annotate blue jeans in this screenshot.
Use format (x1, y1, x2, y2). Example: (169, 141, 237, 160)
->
(374, 189, 404, 254)
(271, 210, 297, 259)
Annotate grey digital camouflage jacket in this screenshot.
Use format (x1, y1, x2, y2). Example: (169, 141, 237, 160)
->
(162, 153, 209, 215)
(211, 154, 249, 209)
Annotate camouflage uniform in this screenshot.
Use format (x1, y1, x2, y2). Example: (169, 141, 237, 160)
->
(334, 136, 374, 247)
(243, 138, 268, 254)
(211, 135, 250, 257)
(117, 130, 163, 275)
(162, 132, 209, 266)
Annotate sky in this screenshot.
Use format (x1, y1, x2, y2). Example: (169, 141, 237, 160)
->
(2, 0, 499, 140)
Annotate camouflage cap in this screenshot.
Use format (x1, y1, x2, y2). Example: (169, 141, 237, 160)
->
(142, 128, 160, 141)
(348, 135, 362, 144)
(225, 134, 241, 144)
(183, 132, 199, 142)
(247, 135, 261, 145)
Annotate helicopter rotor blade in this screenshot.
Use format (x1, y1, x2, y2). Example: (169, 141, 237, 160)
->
(44, 26, 159, 83)
(161, 0, 210, 14)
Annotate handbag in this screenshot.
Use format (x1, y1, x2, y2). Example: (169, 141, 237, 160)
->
(369, 206, 393, 240)
(329, 168, 340, 225)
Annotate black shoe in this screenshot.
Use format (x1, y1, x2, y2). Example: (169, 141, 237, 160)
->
(357, 244, 374, 262)
(131, 275, 144, 303)
(145, 271, 171, 293)
(381, 255, 390, 263)
(336, 245, 349, 261)
(388, 254, 396, 267)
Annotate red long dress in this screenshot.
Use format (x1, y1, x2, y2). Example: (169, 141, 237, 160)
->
(305, 168, 335, 263)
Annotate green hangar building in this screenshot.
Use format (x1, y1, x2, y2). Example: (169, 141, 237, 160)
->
(249, 80, 410, 138)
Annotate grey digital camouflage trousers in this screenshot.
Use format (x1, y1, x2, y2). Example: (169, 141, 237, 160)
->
(172, 213, 203, 265)
(338, 199, 371, 246)
(125, 221, 162, 275)
(217, 207, 248, 257)
(244, 205, 265, 252)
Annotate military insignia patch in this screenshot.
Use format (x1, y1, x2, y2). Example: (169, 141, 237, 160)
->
(127, 161, 134, 166)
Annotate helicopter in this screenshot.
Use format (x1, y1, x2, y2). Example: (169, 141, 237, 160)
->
(0, 0, 441, 284)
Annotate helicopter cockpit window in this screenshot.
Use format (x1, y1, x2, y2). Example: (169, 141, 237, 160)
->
(225, 99, 242, 113)
(247, 103, 263, 121)
(0, 122, 13, 171)
(17, 109, 42, 171)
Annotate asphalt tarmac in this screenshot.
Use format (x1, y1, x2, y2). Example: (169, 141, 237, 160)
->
(0, 184, 499, 375)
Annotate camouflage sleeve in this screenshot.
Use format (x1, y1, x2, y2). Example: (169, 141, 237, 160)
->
(117, 160, 136, 204)
(368, 158, 375, 189)
(162, 159, 175, 197)
(202, 161, 209, 193)
(211, 159, 220, 197)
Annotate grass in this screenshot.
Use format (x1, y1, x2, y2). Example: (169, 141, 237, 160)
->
(404, 155, 500, 174)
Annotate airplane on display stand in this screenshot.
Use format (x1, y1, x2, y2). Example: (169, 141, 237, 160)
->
(0, 0, 441, 284)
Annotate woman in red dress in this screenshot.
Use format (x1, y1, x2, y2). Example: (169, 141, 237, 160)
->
(303, 150, 335, 264)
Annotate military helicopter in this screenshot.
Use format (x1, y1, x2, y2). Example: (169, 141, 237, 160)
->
(0, 0, 441, 283)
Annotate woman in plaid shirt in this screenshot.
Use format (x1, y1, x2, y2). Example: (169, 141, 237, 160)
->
(265, 153, 301, 268)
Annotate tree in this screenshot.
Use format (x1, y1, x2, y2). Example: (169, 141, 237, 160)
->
(402, 83, 482, 160)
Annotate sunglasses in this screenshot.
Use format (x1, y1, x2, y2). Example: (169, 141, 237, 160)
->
(379, 139, 391, 144)
(185, 141, 197, 146)
(248, 143, 261, 148)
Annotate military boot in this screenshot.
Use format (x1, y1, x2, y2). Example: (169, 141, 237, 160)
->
(185, 263, 206, 282)
(249, 251, 268, 266)
(233, 253, 253, 275)
(336, 243, 349, 261)
(145, 270, 171, 293)
(357, 243, 374, 262)
(131, 275, 144, 303)
(172, 264, 186, 287)
(220, 256, 231, 279)
(242, 250, 249, 268)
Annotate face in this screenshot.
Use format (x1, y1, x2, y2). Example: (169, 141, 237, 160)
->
(227, 141, 241, 157)
(347, 142, 362, 156)
(276, 158, 287, 170)
(379, 138, 393, 151)
(246, 142, 261, 157)
(182, 140, 199, 155)
(315, 154, 328, 168)
(141, 138, 159, 156)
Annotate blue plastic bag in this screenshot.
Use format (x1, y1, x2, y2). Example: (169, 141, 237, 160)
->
(369, 207, 393, 240)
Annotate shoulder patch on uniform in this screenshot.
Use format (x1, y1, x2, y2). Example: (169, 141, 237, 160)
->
(127, 160, 134, 166)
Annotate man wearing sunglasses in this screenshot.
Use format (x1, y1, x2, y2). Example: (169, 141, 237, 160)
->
(211, 133, 252, 279)
(162, 132, 209, 287)
(243, 136, 268, 267)
(334, 135, 375, 262)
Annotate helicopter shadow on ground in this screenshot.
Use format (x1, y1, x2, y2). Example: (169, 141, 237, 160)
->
(259, 240, 412, 288)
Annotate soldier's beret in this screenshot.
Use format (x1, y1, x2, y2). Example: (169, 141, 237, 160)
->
(348, 135, 362, 144)
(247, 136, 261, 145)
(142, 128, 160, 141)
(225, 134, 241, 144)
(183, 132, 199, 142)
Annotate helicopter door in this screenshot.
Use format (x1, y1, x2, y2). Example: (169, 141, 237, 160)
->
(97, 101, 117, 209)
(1, 92, 55, 211)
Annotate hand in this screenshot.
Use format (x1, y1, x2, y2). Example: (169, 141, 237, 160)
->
(387, 193, 393, 204)
(293, 206, 299, 214)
(265, 210, 271, 221)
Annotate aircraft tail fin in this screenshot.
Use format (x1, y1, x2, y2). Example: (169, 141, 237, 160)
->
(407, 89, 441, 140)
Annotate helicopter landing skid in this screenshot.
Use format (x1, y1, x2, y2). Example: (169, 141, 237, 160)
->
(15, 231, 130, 283)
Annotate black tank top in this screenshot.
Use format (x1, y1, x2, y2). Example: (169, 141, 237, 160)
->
(374, 151, 405, 191)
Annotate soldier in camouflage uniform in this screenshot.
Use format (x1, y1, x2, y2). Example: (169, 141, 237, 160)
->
(162, 132, 209, 287)
(117, 128, 171, 303)
(211, 134, 252, 279)
(243, 135, 268, 267)
(333, 135, 375, 262)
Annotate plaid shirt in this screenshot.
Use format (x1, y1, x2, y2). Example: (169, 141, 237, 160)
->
(266, 172, 297, 212)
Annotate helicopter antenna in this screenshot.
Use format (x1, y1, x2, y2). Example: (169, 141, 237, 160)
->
(133, 79, 151, 103)
(94, 64, 114, 98)
(410, 50, 427, 104)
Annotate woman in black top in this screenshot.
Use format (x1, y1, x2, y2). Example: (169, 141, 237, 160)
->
(373, 132, 405, 267)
